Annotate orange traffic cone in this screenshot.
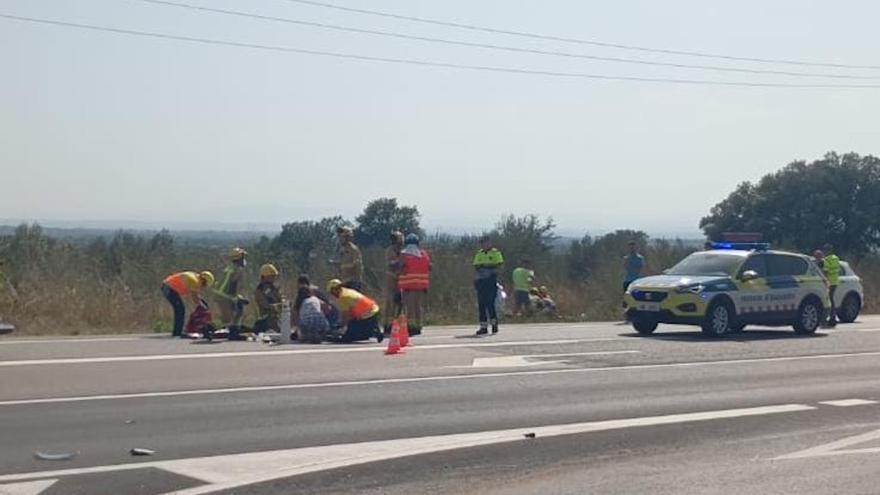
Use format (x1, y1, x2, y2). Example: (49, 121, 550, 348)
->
(398, 315, 410, 348)
(385, 321, 403, 355)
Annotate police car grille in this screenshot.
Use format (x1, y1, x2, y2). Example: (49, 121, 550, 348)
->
(632, 291, 668, 302)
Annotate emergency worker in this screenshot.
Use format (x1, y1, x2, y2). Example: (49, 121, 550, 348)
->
(253, 263, 282, 333)
(398, 234, 431, 336)
(821, 244, 841, 328)
(215, 247, 249, 340)
(331, 227, 364, 291)
(473, 235, 504, 335)
(161, 270, 214, 337)
(326, 279, 383, 343)
(512, 259, 535, 316)
(383, 231, 405, 333)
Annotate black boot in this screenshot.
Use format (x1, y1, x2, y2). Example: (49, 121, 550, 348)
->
(228, 326, 246, 341)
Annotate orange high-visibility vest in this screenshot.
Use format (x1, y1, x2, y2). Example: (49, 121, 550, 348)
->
(398, 250, 431, 291)
(164, 271, 199, 296)
(350, 293, 378, 319)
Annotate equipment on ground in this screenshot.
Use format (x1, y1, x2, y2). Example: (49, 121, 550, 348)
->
(279, 299, 292, 344)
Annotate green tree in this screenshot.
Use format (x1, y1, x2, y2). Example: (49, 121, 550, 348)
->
(484, 215, 559, 286)
(700, 152, 880, 257)
(566, 230, 649, 281)
(354, 198, 422, 247)
(271, 216, 348, 273)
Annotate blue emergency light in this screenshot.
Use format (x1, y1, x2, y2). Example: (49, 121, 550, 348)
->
(710, 242, 770, 251)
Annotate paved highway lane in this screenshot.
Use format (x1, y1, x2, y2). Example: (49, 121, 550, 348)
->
(1, 318, 880, 494)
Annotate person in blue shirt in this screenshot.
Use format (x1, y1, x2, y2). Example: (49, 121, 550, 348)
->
(623, 240, 644, 292)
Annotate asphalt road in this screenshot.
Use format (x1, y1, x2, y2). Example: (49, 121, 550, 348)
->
(2, 317, 880, 494)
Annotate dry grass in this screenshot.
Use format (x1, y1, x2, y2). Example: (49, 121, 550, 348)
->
(0, 226, 875, 335)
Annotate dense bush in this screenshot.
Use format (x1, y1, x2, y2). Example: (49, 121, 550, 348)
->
(1, 220, 875, 336)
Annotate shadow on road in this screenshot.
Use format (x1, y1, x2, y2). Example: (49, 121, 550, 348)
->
(619, 330, 829, 342)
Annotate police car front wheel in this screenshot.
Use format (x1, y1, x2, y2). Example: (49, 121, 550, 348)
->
(632, 315, 658, 335)
(793, 298, 821, 335)
(702, 300, 735, 338)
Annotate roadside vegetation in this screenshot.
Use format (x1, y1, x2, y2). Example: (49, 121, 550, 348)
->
(2, 152, 878, 335)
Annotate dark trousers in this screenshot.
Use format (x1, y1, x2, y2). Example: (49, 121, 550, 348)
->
(341, 314, 380, 342)
(828, 285, 838, 324)
(476, 277, 498, 327)
(162, 284, 185, 337)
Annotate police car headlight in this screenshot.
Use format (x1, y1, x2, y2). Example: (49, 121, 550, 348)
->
(675, 284, 704, 294)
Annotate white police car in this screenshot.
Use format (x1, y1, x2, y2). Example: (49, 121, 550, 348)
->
(624, 243, 830, 337)
(836, 261, 864, 323)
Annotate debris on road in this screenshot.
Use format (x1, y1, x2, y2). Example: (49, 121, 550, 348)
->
(34, 451, 78, 461)
(129, 448, 156, 456)
(524, 432, 536, 439)
(124, 419, 136, 425)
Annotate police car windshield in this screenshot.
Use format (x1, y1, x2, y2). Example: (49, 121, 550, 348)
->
(666, 252, 743, 277)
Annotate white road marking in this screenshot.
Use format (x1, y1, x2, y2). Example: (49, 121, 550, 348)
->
(0, 338, 623, 367)
(818, 399, 878, 407)
(0, 479, 57, 495)
(2, 350, 880, 407)
(0, 403, 815, 493)
(774, 428, 880, 460)
(470, 351, 640, 368)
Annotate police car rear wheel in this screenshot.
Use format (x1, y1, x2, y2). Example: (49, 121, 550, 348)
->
(702, 300, 733, 338)
(838, 294, 861, 323)
(793, 298, 821, 335)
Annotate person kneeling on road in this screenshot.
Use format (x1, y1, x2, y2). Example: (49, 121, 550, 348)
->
(326, 279, 383, 343)
(295, 286, 332, 344)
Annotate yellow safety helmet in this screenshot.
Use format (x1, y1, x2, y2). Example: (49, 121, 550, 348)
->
(199, 271, 215, 287)
(326, 279, 343, 293)
(260, 263, 280, 277)
(228, 247, 247, 260)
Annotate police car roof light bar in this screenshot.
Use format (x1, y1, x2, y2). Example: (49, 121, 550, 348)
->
(711, 242, 770, 251)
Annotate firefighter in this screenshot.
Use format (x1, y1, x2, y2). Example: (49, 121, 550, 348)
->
(215, 247, 249, 340)
(330, 227, 364, 291)
(383, 231, 405, 334)
(253, 263, 282, 334)
(398, 233, 431, 336)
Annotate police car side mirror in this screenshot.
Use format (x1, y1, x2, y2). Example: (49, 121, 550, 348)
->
(741, 270, 759, 282)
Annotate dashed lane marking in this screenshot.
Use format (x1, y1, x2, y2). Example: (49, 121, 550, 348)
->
(818, 399, 878, 407)
(469, 350, 640, 368)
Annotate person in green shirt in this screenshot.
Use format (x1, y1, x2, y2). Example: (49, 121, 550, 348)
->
(820, 243, 841, 328)
(512, 259, 535, 316)
(473, 235, 504, 335)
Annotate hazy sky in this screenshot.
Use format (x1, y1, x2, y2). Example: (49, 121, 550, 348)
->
(2, 0, 879, 236)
